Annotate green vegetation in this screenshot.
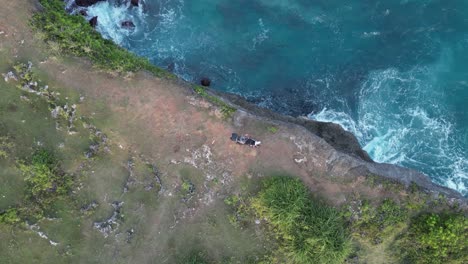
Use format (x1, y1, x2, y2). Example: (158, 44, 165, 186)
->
(177, 251, 209, 264)
(20, 149, 72, 205)
(194, 85, 236, 119)
(0, 136, 14, 159)
(31, 0, 173, 77)
(267, 126, 279, 133)
(251, 176, 352, 264)
(396, 212, 468, 264)
(0, 148, 73, 224)
(350, 198, 407, 244)
(0, 208, 21, 225)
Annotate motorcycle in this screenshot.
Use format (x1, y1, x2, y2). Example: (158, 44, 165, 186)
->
(230, 133, 261, 147)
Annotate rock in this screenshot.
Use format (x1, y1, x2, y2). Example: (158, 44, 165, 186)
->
(200, 78, 211, 87)
(130, 0, 139, 7)
(2, 71, 17, 82)
(75, 0, 105, 7)
(79, 9, 88, 16)
(121, 20, 135, 29)
(89, 16, 98, 28)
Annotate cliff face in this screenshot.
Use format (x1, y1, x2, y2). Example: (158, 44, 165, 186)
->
(214, 90, 463, 199)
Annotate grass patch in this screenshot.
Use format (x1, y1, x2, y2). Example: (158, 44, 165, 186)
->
(0, 148, 73, 224)
(347, 199, 407, 244)
(193, 85, 236, 119)
(0, 136, 14, 159)
(395, 212, 468, 264)
(31, 0, 174, 78)
(267, 126, 279, 133)
(251, 176, 352, 264)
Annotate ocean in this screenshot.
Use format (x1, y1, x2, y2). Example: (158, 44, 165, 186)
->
(65, 0, 467, 195)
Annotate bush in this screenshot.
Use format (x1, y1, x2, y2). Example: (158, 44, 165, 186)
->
(19, 149, 72, 206)
(0, 208, 21, 225)
(397, 212, 468, 264)
(350, 198, 407, 243)
(252, 176, 352, 264)
(31, 0, 172, 77)
(0, 136, 14, 159)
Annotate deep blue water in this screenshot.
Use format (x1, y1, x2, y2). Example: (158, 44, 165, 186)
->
(67, 0, 467, 195)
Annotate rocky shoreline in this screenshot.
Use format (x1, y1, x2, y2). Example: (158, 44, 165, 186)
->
(207, 87, 465, 200)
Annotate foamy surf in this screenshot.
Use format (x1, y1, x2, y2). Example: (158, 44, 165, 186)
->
(309, 63, 468, 195)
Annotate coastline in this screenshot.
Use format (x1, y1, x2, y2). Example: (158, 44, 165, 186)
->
(0, 1, 466, 262)
(35, 0, 465, 199)
(187, 82, 465, 200)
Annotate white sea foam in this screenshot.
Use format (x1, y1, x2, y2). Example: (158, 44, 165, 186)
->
(309, 55, 467, 195)
(251, 18, 270, 50)
(85, 0, 146, 45)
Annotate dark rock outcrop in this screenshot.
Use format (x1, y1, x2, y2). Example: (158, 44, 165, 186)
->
(75, 0, 105, 7)
(130, 0, 139, 7)
(121, 20, 136, 29)
(213, 91, 372, 162)
(89, 16, 98, 28)
(79, 9, 87, 16)
(200, 78, 211, 87)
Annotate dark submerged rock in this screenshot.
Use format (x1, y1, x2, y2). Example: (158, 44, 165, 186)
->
(89, 16, 98, 28)
(75, 0, 105, 7)
(200, 78, 211, 87)
(130, 0, 139, 7)
(121, 20, 136, 29)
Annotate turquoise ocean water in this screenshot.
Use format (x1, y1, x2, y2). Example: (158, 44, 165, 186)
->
(66, 0, 467, 195)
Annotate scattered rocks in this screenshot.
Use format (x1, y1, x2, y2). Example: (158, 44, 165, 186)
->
(126, 228, 135, 243)
(148, 163, 164, 194)
(2, 71, 17, 82)
(93, 201, 124, 238)
(84, 124, 108, 158)
(27, 223, 59, 246)
(200, 78, 211, 87)
(81, 201, 99, 214)
(50, 103, 78, 134)
(123, 159, 136, 193)
(89, 16, 98, 28)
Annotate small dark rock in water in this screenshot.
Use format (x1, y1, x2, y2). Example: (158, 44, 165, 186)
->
(167, 62, 175, 72)
(130, 0, 139, 7)
(121, 20, 136, 29)
(200, 78, 211, 87)
(76, 0, 105, 7)
(89, 16, 98, 28)
(79, 9, 87, 16)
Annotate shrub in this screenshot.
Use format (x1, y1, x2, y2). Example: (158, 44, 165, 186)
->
(397, 212, 468, 264)
(31, 0, 172, 77)
(0, 136, 14, 159)
(252, 176, 352, 264)
(19, 149, 72, 206)
(0, 208, 21, 225)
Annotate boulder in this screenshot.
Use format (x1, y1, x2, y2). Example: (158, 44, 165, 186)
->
(89, 16, 98, 28)
(200, 78, 211, 87)
(75, 0, 105, 7)
(121, 20, 136, 29)
(130, 0, 139, 7)
(79, 9, 88, 16)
